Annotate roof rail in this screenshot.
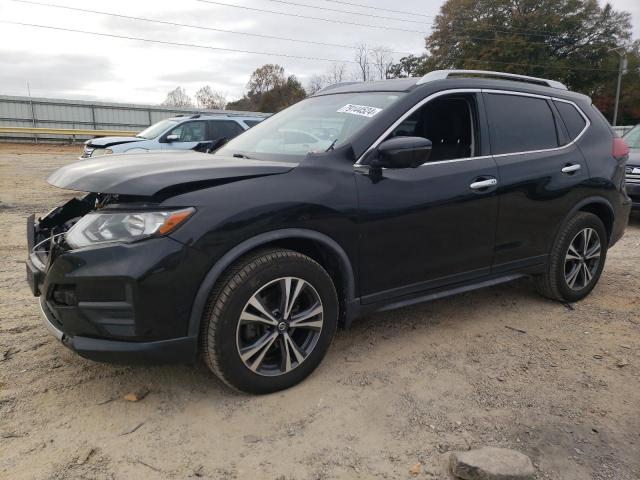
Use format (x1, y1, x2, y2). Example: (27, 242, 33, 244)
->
(416, 69, 568, 90)
(315, 81, 361, 94)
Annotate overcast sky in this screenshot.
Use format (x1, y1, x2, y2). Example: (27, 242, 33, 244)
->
(0, 0, 638, 105)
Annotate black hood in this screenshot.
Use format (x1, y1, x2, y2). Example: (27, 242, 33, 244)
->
(47, 151, 297, 196)
(87, 137, 145, 148)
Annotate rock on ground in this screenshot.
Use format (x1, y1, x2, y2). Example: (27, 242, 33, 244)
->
(449, 447, 535, 480)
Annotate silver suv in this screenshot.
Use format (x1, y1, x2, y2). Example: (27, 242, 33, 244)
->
(80, 114, 266, 159)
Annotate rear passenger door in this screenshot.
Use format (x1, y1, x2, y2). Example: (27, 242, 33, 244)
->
(484, 91, 589, 273)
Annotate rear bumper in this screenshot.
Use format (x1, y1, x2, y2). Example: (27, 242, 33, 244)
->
(38, 297, 197, 363)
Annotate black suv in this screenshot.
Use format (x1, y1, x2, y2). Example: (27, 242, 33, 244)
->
(27, 70, 631, 393)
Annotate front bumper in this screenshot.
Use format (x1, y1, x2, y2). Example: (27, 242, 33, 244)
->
(38, 297, 197, 363)
(27, 231, 209, 364)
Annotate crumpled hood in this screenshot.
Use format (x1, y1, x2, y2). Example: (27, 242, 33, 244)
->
(47, 151, 297, 196)
(86, 136, 145, 148)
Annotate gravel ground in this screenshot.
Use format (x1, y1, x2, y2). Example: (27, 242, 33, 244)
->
(1, 144, 639, 480)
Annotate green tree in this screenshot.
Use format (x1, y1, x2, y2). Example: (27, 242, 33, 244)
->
(388, 0, 640, 123)
(227, 64, 306, 113)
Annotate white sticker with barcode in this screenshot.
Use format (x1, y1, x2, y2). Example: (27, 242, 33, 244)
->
(337, 104, 382, 118)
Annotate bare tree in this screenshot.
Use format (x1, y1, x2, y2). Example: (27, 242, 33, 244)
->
(307, 74, 326, 95)
(195, 86, 227, 110)
(327, 62, 347, 84)
(306, 63, 349, 95)
(372, 47, 394, 80)
(354, 43, 371, 82)
(161, 86, 194, 107)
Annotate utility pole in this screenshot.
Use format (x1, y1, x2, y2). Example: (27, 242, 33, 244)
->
(27, 81, 38, 144)
(611, 48, 627, 127)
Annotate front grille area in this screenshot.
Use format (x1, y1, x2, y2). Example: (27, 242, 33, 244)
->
(626, 166, 640, 184)
(81, 146, 94, 158)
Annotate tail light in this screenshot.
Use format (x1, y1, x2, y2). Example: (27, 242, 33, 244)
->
(612, 137, 629, 159)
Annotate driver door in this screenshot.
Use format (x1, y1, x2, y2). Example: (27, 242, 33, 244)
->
(161, 120, 207, 150)
(355, 92, 500, 303)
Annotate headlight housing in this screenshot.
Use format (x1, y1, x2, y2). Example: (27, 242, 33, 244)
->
(65, 208, 194, 249)
(91, 148, 113, 157)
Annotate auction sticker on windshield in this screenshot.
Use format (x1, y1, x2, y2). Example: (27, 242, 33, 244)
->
(337, 104, 383, 118)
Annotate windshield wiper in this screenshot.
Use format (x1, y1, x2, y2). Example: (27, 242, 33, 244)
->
(233, 153, 253, 159)
(325, 139, 338, 152)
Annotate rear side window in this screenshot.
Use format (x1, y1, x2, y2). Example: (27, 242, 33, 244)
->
(209, 120, 244, 140)
(484, 93, 558, 155)
(243, 120, 262, 128)
(554, 101, 587, 140)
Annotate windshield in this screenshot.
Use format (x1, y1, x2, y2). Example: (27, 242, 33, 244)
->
(217, 92, 404, 159)
(624, 125, 640, 149)
(136, 119, 179, 139)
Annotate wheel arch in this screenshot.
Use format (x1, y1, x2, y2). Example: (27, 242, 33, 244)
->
(556, 196, 615, 246)
(187, 229, 357, 338)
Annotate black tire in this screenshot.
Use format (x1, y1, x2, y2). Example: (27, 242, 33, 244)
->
(200, 248, 338, 394)
(534, 212, 608, 302)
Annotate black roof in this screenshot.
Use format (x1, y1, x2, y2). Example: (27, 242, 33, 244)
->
(314, 76, 590, 104)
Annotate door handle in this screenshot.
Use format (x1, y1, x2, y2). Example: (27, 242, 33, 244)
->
(561, 164, 581, 174)
(470, 178, 498, 190)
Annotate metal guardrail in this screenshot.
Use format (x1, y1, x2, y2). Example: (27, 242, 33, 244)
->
(0, 126, 137, 137)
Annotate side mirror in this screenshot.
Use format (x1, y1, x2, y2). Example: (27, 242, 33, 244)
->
(375, 137, 432, 168)
(165, 134, 180, 142)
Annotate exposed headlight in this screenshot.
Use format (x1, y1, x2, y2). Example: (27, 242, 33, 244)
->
(90, 148, 113, 157)
(65, 208, 194, 249)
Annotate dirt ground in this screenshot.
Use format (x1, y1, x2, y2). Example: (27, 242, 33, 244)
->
(1, 143, 639, 480)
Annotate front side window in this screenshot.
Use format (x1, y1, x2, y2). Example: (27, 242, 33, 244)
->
(484, 93, 558, 155)
(623, 124, 640, 149)
(217, 92, 404, 159)
(168, 121, 206, 142)
(386, 94, 479, 161)
(136, 119, 178, 139)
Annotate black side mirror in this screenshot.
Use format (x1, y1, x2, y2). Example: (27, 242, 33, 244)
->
(375, 137, 432, 168)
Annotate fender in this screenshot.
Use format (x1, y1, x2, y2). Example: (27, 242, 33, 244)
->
(186, 228, 356, 338)
(551, 195, 615, 248)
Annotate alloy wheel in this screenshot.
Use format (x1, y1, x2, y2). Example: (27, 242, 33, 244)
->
(236, 277, 323, 376)
(564, 227, 601, 291)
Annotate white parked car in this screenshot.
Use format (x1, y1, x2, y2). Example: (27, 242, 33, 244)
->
(80, 114, 266, 159)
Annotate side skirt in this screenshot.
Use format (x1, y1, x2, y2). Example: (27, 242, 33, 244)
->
(346, 273, 525, 324)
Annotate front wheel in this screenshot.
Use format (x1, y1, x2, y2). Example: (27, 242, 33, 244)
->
(534, 212, 608, 302)
(200, 249, 338, 394)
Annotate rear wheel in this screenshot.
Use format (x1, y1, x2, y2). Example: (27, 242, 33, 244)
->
(534, 212, 608, 302)
(200, 248, 338, 394)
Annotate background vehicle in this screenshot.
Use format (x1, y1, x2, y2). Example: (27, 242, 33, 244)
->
(80, 114, 266, 158)
(623, 125, 640, 208)
(612, 125, 634, 137)
(28, 70, 631, 394)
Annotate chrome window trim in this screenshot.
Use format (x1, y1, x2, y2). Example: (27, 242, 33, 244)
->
(354, 88, 591, 167)
(550, 96, 591, 143)
(355, 88, 481, 165)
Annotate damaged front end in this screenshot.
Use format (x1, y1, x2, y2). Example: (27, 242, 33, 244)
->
(26, 192, 202, 363)
(27, 193, 112, 297)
